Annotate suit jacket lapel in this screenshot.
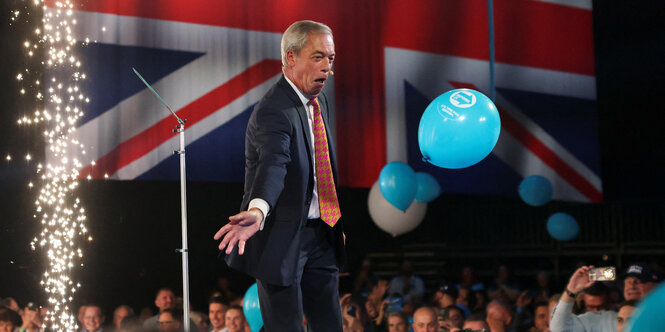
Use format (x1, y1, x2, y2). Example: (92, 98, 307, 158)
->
(277, 77, 315, 171)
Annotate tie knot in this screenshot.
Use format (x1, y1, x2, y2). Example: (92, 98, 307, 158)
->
(309, 98, 320, 111)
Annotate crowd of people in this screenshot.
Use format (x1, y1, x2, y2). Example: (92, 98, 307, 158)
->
(1, 261, 660, 332)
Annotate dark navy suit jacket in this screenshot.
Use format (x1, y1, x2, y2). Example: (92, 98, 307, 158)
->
(223, 75, 345, 286)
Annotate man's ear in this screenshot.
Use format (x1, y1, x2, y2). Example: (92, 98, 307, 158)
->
(286, 49, 297, 67)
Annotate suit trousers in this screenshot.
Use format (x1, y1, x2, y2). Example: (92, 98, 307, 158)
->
(257, 219, 342, 332)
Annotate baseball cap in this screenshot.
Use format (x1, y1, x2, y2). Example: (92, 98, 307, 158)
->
(624, 263, 660, 283)
(438, 283, 458, 298)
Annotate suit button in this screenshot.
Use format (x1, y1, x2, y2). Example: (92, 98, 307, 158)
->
(305, 200, 311, 207)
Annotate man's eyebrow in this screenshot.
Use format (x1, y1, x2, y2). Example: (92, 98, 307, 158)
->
(311, 50, 335, 57)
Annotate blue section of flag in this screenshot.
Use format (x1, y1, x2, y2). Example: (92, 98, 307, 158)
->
(404, 81, 522, 196)
(497, 87, 600, 175)
(79, 43, 205, 125)
(136, 104, 254, 182)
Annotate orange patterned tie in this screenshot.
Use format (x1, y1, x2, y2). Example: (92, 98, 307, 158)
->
(310, 98, 341, 227)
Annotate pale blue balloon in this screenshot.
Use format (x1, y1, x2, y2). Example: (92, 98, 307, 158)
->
(415, 172, 441, 203)
(626, 283, 665, 331)
(379, 161, 417, 211)
(418, 89, 501, 169)
(243, 283, 263, 332)
(518, 175, 553, 206)
(547, 212, 579, 241)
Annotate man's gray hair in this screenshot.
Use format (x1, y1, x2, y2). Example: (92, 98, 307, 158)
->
(281, 20, 332, 67)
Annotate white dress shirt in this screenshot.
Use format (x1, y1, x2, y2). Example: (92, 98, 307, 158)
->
(248, 75, 321, 230)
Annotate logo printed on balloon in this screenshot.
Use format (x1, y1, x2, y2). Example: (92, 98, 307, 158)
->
(449, 90, 477, 108)
(438, 104, 460, 120)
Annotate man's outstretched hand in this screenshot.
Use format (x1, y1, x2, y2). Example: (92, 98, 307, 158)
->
(214, 208, 263, 255)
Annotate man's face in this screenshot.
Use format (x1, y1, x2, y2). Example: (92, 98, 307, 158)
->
(447, 309, 464, 328)
(208, 303, 228, 330)
(157, 312, 180, 332)
(617, 305, 636, 332)
(623, 277, 643, 300)
(83, 306, 104, 332)
(155, 290, 176, 312)
(412, 309, 438, 332)
(582, 294, 607, 312)
(286, 33, 335, 99)
(0, 320, 15, 332)
(534, 305, 549, 332)
(388, 316, 407, 332)
(113, 306, 131, 328)
(224, 309, 245, 332)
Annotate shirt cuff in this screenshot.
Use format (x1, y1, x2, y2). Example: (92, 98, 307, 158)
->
(248, 198, 269, 231)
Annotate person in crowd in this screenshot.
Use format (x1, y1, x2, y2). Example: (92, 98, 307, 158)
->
(616, 300, 637, 332)
(455, 288, 474, 317)
(531, 301, 550, 332)
(433, 284, 457, 310)
(82, 305, 105, 332)
(458, 267, 484, 292)
(488, 265, 521, 303)
(580, 283, 609, 313)
(623, 262, 659, 301)
(112, 305, 134, 331)
(389, 261, 426, 306)
(534, 271, 554, 303)
(189, 311, 208, 332)
(440, 305, 465, 330)
(339, 294, 366, 332)
(0, 298, 19, 313)
(550, 266, 617, 332)
(412, 306, 438, 332)
(459, 313, 491, 332)
(143, 289, 198, 332)
(473, 290, 490, 312)
(486, 300, 512, 332)
(223, 306, 246, 332)
(0, 308, 21, 332)
(20, 303, 44, 332)
(144, 289, 176, 329)
(352, 257, 380, 299)
(157, 309, 182, 332)
(386, 311, 408, 332)
(118, 316, 143, 332)
(208, 296, 229, 332)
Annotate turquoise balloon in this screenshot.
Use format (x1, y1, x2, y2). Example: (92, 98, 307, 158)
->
(626, 283, 665, 331)
(415, 172, 441, 203)
(547, 212, 579, 241)
(518, 175, 553, 206)
(242, 283, 263, 332)
(379, 161, 417, 211)
(418, 89, 501, 169)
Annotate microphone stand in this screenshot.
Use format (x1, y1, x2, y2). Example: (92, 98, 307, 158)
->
(132, 68, 191, 332)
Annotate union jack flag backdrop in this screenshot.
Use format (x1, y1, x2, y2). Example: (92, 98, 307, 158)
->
(54, 0, 601, 203)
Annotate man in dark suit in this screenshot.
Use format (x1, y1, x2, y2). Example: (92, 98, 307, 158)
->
(214, 20, 345, 331)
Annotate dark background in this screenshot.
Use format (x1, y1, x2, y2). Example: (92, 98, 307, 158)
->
(1, 0, 665, 316)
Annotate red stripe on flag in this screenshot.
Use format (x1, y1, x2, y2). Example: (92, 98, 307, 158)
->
(80, 59, 282, 178)
(383, 0, 594, 76)
(449, 81, 602, 202)
(50, 0, 593, 75)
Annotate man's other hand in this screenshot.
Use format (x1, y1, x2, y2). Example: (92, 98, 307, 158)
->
(214, 208, 263, 255)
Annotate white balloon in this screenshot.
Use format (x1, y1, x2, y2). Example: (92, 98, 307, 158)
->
(368, 181, 427, 237)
